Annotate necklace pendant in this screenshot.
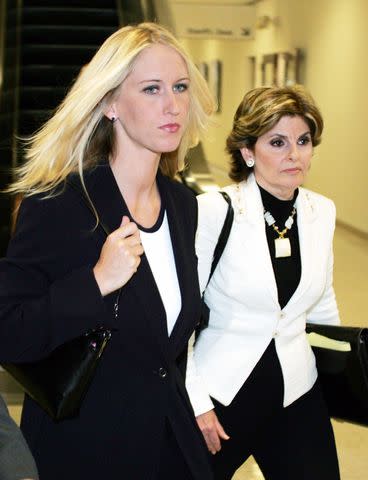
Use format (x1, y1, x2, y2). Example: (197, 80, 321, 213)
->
(275, 237, 291, 258)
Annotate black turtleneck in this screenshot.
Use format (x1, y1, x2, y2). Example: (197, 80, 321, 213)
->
(258, 184, 301, 309)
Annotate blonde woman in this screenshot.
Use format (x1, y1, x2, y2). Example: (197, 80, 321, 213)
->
(187, 86, 340, 479)
(0, 23, 215, 480)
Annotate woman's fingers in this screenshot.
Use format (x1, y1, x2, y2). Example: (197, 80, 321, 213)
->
(196, 410, 230, 455)
(112, 217, 140, 240)
(216, 418, 230, 441)
(93, 217, 144, 296)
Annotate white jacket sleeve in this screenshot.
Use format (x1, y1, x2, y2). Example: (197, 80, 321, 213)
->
(306, 244, 340, 325)
(196, 192, 229, 294)
(186, 192, 228, 416)
(186, 333, 215, 416)
(307, 201, 340, 325)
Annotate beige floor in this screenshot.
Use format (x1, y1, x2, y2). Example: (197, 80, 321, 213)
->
(4, 223, 368, 479)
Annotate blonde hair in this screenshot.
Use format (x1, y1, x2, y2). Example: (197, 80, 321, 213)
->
(8, 22, 215, 195)
(226, 85, 323, 182)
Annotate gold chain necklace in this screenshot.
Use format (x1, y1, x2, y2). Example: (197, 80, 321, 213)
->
(264, 205, 297, 258)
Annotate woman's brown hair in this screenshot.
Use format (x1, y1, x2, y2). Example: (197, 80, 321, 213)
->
(226, 85, 323, 182)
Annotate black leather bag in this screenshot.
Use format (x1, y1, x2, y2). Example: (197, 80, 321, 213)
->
(1, 180, 114, 422)
(2, 327, 111, 421)
(195, 191, 234, 340)
(306, 323, 368, 426)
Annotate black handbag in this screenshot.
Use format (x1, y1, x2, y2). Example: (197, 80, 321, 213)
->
(306, 322, 368, 426)
(195, 191, 234, 340)
(1, 181, 115, 422)
(1, 327, 112, 421)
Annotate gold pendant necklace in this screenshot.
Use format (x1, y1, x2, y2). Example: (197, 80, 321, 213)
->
(264, 206, 296, 258)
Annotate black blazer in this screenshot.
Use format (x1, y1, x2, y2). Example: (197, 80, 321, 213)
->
(0, 164, 212, 480)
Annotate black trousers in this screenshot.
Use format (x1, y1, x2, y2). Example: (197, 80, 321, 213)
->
(212, 340, 340, 480)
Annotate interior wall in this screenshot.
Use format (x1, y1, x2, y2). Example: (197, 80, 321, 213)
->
(181, 0, 368, 233)
(181, 36, 253, 186)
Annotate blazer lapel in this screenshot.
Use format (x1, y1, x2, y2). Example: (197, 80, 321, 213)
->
(127, 254, 171, 357)
(242, 176, 279, 306)
(84, 163, 128, 236)
(234, 177, 320, 311)
(285, 188, 317, 309)
(85, 164, 171, 359)
(158, 176, 197, 351)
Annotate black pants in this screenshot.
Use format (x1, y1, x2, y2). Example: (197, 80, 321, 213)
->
(212, 340, 340, 480)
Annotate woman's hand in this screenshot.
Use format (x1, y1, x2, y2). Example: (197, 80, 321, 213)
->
(196, 409, 230, 455)
(93, 216, 144, 296)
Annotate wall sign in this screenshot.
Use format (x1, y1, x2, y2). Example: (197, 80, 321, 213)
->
(171, 3, 256, 40)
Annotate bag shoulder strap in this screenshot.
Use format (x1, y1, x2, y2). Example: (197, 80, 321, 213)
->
(206, 191, 234, 287)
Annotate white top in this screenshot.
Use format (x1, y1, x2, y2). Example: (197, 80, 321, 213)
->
(140, 212, 181, 336)
(186, 174, 340, 416)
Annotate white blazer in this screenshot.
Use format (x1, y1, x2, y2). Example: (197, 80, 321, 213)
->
(186, 174, 340, 416)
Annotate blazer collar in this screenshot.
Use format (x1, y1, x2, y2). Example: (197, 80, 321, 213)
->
(285, 188, 318, 309)
(238, 174, 318, 225)
(84, 162, 130, 234)
(236, 173, 265, 225)
(295, 187, 318, 223)
(161, 178, 196, 349)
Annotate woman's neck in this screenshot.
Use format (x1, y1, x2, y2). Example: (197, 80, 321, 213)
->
(258, 182, 298, 224)
(110, 151, 161, 228)
(255, 176, 296, 200)
(110, 146, 160, 191)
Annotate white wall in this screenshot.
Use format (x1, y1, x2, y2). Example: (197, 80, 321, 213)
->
(181, 0, 368, 233)
(181, 35, 254, 186)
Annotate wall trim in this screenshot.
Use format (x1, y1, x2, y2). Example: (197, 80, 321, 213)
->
(336, 219, 368, 240)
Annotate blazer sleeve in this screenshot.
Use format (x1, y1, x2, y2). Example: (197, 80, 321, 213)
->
(0, 191, 116, 363)
(186, 333, 215, 416)
(196, 191, 229, 294)
(186, 192, 228, 416)
(0, 395, 39, 480)
(306, 199, 340, 325)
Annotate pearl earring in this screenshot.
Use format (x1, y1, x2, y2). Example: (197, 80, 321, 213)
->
(246, 158, 255, 168)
